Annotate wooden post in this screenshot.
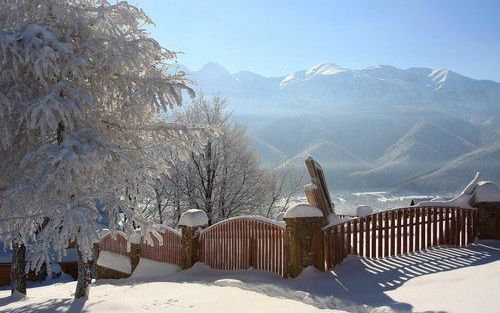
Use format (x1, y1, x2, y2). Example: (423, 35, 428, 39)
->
(473, 209, 479, 240)
(409, 208, 414, 254)
(339, 225, 345, 262)
(444, 208, 450, 244)
(403, 209, 408, 255)
(332, 227, 338, 267)
(384, 212, 389, 257)
(432, 208, 438, 247)
(346, 222, 352, 256)
(466, 210, 473, 245)
(460, 209, 466, 246)
(365, 216, 371, 258)
(377, 213, 383, 258)
(426, 208, 432, 249)
(451, 208, 457, 246)
(353, 219, 358, 255)
(371, 214, 377, 258)
(415, 207, 421, 252)
(422, 208, 427, 249)
(390, 211, 396, 256)
(396, 210, 402, 255)
(359, 217, 365, 257)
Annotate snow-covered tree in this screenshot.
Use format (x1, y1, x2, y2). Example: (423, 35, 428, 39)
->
(0, 0, 200, 298)
(262, 167, 304, 218)
(149, 95, 301, 226)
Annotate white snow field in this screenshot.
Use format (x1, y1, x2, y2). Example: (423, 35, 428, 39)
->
(0, 240, 498, 313)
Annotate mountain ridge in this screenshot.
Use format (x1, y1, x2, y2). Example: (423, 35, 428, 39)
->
(183, 62, 500, 193)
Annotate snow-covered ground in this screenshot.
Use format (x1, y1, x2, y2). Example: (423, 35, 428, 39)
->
(1, 240, 498, 313)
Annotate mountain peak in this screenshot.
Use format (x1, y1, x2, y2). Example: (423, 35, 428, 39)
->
(305, 62, 346, 76)
(198, 62, 232, 76)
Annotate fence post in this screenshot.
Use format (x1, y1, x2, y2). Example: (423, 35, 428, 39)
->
(283, 203, 326, 278)
(130, 242, 141, 273)
(473, 201, 500, 240)
(178, 209, 209, 269)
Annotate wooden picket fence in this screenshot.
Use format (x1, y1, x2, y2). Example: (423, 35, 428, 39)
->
(97, 206, 479, 277)
(140, 226, 183, 267)
(324, 206, 478, 269)
(99, 232, 130, 256)
(97, 217, 285, 276)
(199, 217, 286, 276)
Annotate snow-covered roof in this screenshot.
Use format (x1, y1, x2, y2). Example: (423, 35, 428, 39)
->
(178, 209, 209, 228)
(283, 203, 324, 219)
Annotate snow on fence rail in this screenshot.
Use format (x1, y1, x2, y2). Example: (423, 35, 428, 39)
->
(140, 226, 183, 267)
(324, 206, 478, 269)
(199, 216, 285, 276)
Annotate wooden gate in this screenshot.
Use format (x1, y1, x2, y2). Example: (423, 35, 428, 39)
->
(199, 217, 285, 276)
(324, 206, 478, 269)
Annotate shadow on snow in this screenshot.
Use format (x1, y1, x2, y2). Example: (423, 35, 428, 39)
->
(0, 240, 498, 313)
(158, 240, 500, 313)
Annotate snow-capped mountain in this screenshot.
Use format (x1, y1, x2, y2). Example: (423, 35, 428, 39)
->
(183, 62, 500, 193)
(184, 62, 500, 115)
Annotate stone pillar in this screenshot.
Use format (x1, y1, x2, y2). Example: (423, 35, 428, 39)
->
(129, 243, 141, 272)
(178, 209, 209, 269)
(93, 242, 100, 261)
(283, 203, 326, 278)
(474, 202, 500, 239)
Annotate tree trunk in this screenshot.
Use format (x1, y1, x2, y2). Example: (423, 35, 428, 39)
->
(155, 189, 163, 224)
(56, 120, 93, 299)
(174, 191, 181, 226)
(74, 248, 92, 299)
(205, 141, 214, 225)
(10, 241, 26, 296)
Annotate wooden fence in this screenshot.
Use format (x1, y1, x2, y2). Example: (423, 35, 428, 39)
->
(324, 206, 478, 269)
(97, 207, 478, 277)
(140, 226, 183, 267)
(99, 232, 131, 256)
(97, 217, 285, 276)
(199, 217, 285, 276)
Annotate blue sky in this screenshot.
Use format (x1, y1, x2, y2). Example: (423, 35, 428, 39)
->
(135, 0, 500, 81)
